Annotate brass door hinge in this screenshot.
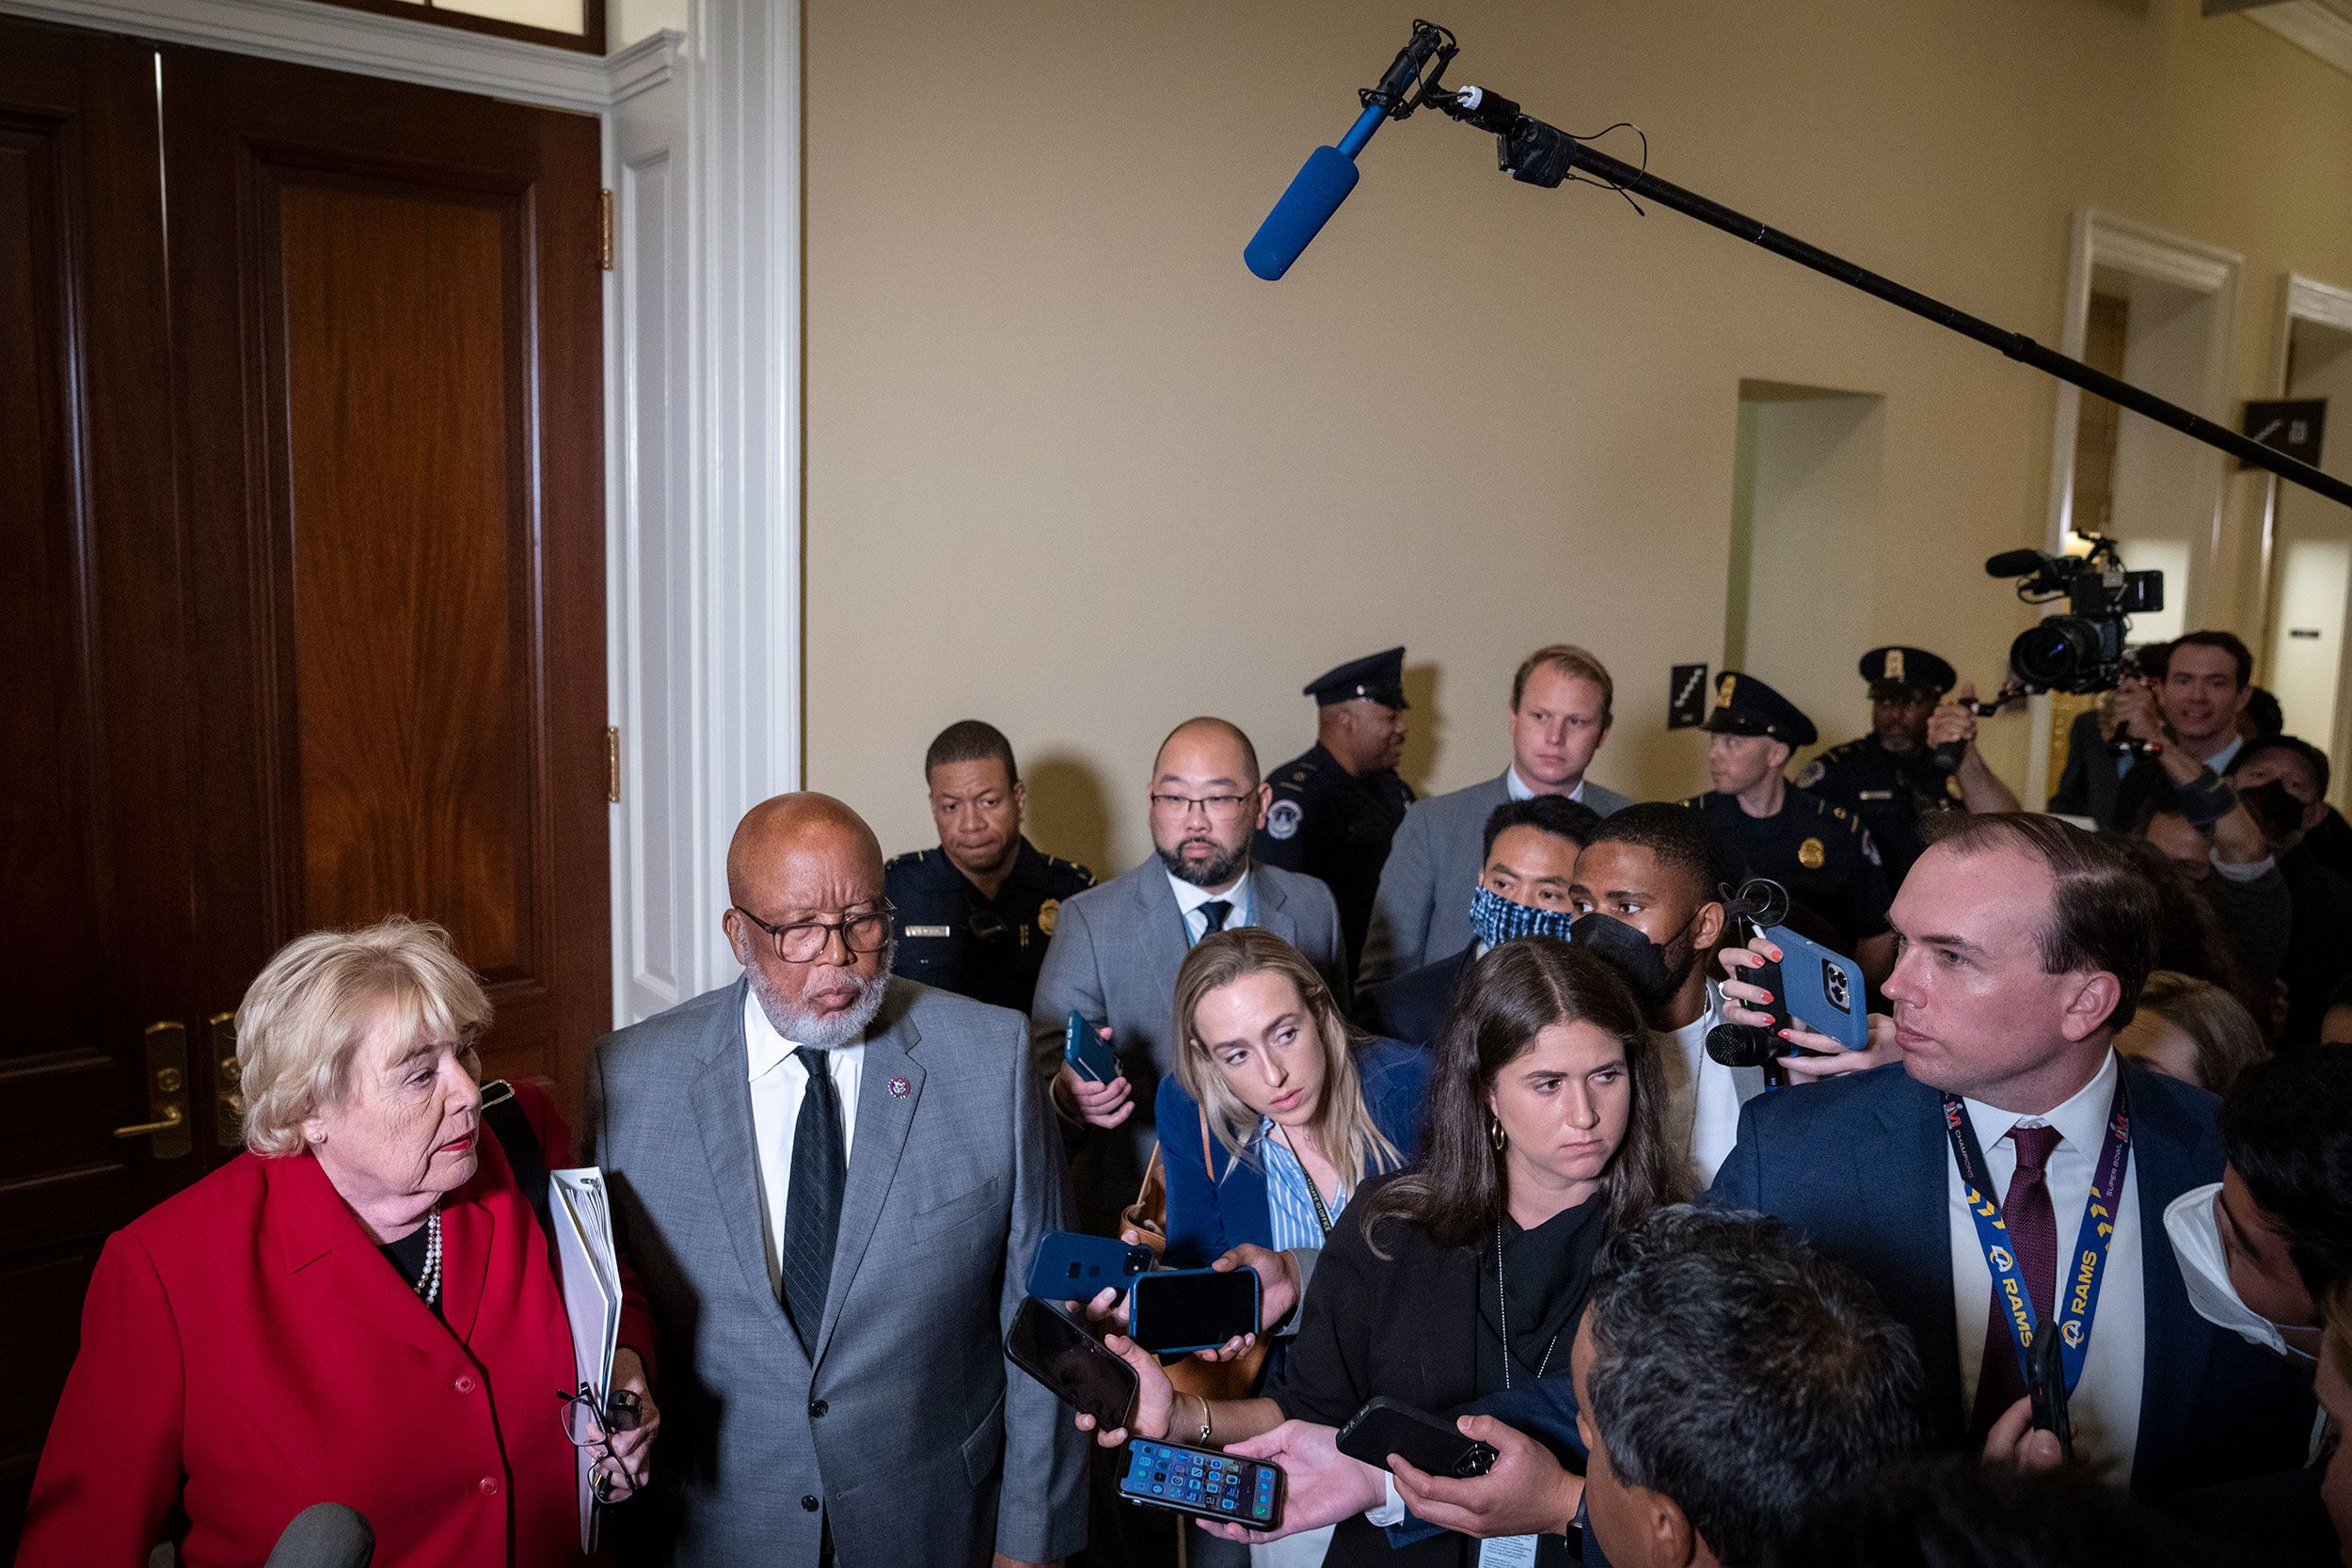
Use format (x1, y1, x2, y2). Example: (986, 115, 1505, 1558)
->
(605, 725, 622, 802)
(599, 188, 614, 271)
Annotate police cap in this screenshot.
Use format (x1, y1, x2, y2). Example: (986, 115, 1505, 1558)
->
(1703, 671, 1818, 749)
(1859, 646, 1956, 700)
(1305, 646, 1408, 709)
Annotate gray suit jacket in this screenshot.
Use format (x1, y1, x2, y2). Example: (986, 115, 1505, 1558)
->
(587, 978, 1086, 1568)
(1028, 855, 1345, 1229)
(1358, 769, 1633, 985)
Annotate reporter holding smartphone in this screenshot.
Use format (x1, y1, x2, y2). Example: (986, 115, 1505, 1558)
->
(1079, 940, 1691, 1566)
(1159, 929, 1430, 1337)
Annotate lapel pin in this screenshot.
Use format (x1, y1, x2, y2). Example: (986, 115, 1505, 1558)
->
(889, 1076, 911, 1099)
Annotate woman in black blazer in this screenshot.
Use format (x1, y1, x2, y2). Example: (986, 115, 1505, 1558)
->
(1084, 937, 1693, 1566)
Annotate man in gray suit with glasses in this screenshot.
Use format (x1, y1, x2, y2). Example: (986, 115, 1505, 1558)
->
(1030, 716, 1347, 1235)
(589, 793, 1085, 1568)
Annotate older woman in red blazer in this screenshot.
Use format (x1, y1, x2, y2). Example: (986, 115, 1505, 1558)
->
(18, 917, 660, 1568)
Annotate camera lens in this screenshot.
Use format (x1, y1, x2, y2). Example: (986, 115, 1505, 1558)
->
(2009, 615, 2103, 693)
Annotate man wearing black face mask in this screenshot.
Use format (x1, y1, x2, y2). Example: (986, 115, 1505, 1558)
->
(2228, 736, 2352, 1045)
(1566, 804, 1756, 1183)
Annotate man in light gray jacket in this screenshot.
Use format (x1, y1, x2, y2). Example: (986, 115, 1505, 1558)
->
(590, 793, 1084, 1568)
(1359, 644, 1632, 985)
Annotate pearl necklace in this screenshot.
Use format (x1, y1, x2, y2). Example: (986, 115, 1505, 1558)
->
(416, 1210, 443, 1307)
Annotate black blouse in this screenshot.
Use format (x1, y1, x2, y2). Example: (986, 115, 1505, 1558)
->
(376, 1222, 445, 1323)
(1267, 1173, 1602, 1567)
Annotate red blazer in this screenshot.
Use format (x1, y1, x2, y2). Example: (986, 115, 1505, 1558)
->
(19, 1085, 655, 1568)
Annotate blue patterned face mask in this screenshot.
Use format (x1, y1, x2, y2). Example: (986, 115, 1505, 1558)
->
(1468, 883, 1581, 950)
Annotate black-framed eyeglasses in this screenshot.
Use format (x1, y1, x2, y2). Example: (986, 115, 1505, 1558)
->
(558, 1384, 644, 1503)
(732, 900, 897, 964)
(1148, 792, 1255, 822)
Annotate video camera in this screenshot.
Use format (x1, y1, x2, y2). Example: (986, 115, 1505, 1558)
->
(1985, 535, 2163, 696)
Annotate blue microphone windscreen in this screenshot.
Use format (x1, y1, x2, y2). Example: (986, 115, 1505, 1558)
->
(1245, 146, 1359, 281)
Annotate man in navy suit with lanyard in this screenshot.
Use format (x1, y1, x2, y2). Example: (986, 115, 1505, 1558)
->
(1709, 813, 2314, 1496)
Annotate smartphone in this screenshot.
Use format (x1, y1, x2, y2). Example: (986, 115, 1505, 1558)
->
(1760, 922, 1869, 1051)
(1064, 1011, 1119, 1085)
(1128, 1267, 1259, 1355)
(2027, 1324, 2074, 1460)
(1004, 1298, 1137, 1432)
(1336, 1397, 1498, 1479)
(1116, 1437, 1283, 1531)
(1026, 1231, 1155, 1303)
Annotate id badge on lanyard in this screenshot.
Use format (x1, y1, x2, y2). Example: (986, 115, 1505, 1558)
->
(1941, 1079, 2131, 1394)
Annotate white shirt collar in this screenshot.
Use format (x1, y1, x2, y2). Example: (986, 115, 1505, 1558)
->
(742, 981, 866, 1080)
(1505, 767, 1584, 803)
(1962, 1048, 2120, 1154)
(1167, 866, 1250, 917)
(2206, 733, 2245, 774)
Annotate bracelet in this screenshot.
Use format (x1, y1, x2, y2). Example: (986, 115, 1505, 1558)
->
(1196, 1394, 1214, 1447)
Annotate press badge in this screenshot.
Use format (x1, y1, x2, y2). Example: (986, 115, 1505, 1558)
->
(1478, 1536, 1537, 1567)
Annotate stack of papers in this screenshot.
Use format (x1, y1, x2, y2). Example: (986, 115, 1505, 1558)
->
(551, 1166, 623, 1550)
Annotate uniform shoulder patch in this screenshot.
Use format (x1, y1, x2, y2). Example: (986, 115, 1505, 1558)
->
(1266, 799, 1304, 841)
(1795, 759, 1827, 789)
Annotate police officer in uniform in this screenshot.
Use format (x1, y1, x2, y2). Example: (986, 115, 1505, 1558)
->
(884, 719, 1093, 1014)
(1795, 646, 1964, 889)
(1253, 647, 1415, 968)
(1682, 672, 1897, 984)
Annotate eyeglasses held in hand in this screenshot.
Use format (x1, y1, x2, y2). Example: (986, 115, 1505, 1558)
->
(558, 1384, 644, 1504)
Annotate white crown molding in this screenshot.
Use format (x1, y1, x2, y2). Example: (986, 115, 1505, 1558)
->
(2248, 1, 2352, 77)
(0, 0, 673, 112)
(2285, 272, 2352, 335)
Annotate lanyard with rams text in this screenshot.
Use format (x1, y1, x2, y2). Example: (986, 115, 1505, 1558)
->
(1941, 1077, 2131, 1393)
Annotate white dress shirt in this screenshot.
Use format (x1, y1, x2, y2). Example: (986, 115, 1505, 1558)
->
(1503, 768, 1597, 805)
(743, 987, 866, 1295)
(1167, 867, 1253, 944)
(1654, 987, 1756, 1185)
(1947, 1049, 2144, 1484)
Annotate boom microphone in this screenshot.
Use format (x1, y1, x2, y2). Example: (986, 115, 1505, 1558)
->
(1244, 22, 1455, 280)
(1983, 548, 2054, 579)
(263, 1502, 374, 1568)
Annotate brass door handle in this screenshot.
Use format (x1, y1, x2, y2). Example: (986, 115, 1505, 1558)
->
(116, 1022, 195, 1159)
(114, 1105, 188, 1138)
(212, 1011, 244, 1149)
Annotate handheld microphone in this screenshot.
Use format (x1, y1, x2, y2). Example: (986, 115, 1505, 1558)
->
(1245, 22, 1454, 280)
(263, 1502, 374, 1568)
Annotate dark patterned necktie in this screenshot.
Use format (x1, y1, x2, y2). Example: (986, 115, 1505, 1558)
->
(780, 1047, 847, 1357)
(1199, 898, 1232, 936)
(1970, 1123, 2061, 1437)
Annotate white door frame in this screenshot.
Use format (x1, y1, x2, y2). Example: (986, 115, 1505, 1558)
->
(2257, 273, 2352, 801)
(2028, 209, 2243, 807)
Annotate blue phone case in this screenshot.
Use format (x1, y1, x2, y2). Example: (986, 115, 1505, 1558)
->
(1760, 923, 1869, 1050)
(1026, 1231, 1155, 1303)
(1128, 1267, 1260, 1355)
(1065, 1010, 1119, 1084)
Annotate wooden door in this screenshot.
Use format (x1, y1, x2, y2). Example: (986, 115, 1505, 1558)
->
(2, 23, 610, 1550)
(0, 17, 205, 1539)
(163, 45, 611, 1108)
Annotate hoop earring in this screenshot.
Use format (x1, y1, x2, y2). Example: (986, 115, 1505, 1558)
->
(1488, 1115, 1507, 1154)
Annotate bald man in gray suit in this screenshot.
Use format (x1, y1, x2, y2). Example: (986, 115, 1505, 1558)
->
(1031, 718, 1346, 1233)
(589, 794, 1084, 1568)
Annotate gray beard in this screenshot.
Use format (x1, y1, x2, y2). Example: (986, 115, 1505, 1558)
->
(745, 946, 894, 1051)
(1158, 840, 1248, 890)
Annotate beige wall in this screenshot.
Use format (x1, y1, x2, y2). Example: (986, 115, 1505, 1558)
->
(804, 0, 2352, 877)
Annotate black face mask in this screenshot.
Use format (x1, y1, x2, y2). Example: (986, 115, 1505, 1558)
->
(2236, 780, 2307, 847)
(1570, 911, 1700, 1012)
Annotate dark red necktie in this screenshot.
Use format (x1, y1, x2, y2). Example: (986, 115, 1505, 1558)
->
(1969, 1123, 2062, 1438)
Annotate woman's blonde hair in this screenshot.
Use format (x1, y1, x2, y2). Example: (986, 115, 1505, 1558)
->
(1171, 928, 1402, 1187)
(235, 916, 492, 1156)
(2133, 970, 2269, 1095)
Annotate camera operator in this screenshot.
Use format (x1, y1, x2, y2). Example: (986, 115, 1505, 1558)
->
(2056, 632, 2254, 832)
